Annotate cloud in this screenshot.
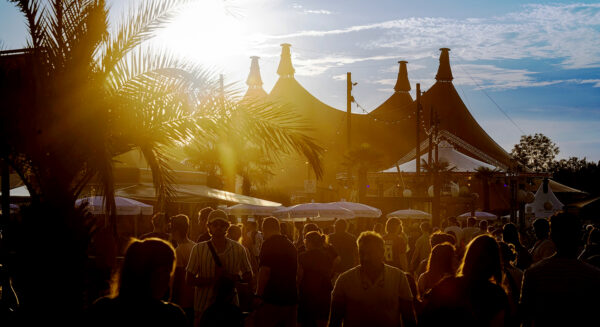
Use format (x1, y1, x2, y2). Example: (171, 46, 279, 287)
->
(293, 54, 398, 76)
(291, 3, 332, 15)
(257, 3, 600, 70)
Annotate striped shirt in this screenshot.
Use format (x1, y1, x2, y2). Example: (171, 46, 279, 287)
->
(186, 239, 252, 314)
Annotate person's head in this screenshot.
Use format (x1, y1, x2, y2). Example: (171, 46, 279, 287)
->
(207, 209, 230, 239)
(550, 212, 581, 257)
(467, 217, 477, 228)
(303, 223, 320, 237)
(479, 220, 488, 232)
(357, 231, 385, 269)
(502, 223, 520, 245)
(151, 213, 169, 233)
(587, 227, 600, 246)
(420, 222, 432, 234)
(373, 223, 384, 235)
(385, 217, 401, 235)
(262, 216, 281, 239)
(304, 231, 326, 250)
(198, 207, 214, 226)
(118, 238, 175, 300)
(426, 243, 456, 277)
(448, 217, 459, 227)
(334, 219, 348, 233)
(280, 221, 291, 238)
(170, 214, 190, 241)
(458, 235, 502, 284)
(498, 241, 516, 267)
(533, 218, 550, 241)
(430, 231, 456, 247)
(226, 224, 242, 242)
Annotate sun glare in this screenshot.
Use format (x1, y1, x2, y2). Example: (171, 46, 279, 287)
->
(157, 0, 249, 67)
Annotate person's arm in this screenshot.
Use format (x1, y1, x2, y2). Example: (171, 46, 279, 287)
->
(255, 266, 271, 297)
(328, 278, 346, 327)
(399, 298, 417, 327)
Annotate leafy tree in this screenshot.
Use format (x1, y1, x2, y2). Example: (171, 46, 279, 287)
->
(552, 157, 600, 195)
(511, 133, 559, 172)
(343, 143, 383, 202)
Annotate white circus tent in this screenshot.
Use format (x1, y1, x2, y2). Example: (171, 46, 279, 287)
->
(526, 183, 564, 218)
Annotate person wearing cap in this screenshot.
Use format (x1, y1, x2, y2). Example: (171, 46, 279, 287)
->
(186, 210, 252, 326)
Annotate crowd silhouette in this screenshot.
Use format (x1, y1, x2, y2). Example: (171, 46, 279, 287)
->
(82, 209, 600, 327)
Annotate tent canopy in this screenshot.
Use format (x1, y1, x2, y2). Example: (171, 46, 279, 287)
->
(382, 140, 498, 173)
(525, 183, 564, 218)
(116, 183, 281, 206)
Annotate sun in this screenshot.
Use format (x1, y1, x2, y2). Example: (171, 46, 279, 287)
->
(156, 0, 249, 67)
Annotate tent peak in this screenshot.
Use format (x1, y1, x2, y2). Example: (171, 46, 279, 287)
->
(435, 48, 453, 82)
(246, 56, 264, 88)
(394, 60, 411, 92)
(277, 43, 295, 78)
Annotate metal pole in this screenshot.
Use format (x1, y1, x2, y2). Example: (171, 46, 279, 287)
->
(1, 159, 10, 228)
(346, 72, 352, 151)
(416, 84, 421, 179)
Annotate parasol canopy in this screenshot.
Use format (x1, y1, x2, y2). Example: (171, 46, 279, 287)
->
(225, 203, 282, 216)
(458, 211, 497, 220)
(387, 209, 431, 220)
(273, 202, 355, 221)
(330, 201, 382, 218)
(76, 196, 153, 216)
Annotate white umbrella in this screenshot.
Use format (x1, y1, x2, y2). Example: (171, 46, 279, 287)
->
(387, 209, 431, 220)
(458, 211, 497, 220)
(330, 201, 382, 218)
(225, 204, 282, 216)
(273, 203, 355, 221)
(76, 196, 153, 216)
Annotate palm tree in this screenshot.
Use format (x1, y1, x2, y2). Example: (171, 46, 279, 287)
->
(343, 143, 383, 202)
(1, 0, 216, 322)
(474, 166, 500, 211)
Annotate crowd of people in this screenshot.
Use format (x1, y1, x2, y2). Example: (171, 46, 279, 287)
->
(88, 208, 600, 327)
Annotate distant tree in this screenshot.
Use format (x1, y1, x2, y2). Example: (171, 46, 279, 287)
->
(511, 133, 559, 172)
(552, 157, 600, 195)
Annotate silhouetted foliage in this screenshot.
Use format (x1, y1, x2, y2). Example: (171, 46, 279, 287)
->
(511, 133, 559, 172)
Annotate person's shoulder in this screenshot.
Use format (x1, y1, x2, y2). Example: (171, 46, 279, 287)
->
(337, 266, 360, 282)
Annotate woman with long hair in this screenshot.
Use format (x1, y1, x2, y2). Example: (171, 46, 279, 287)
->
(417, 242, 455, 298)
(420, 235, 509, 327)
(88, 238, 187, 327)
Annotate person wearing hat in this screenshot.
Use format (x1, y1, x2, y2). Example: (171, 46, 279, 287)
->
(186, 210, 253, 326)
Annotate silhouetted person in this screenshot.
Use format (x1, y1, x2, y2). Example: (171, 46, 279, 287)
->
(530, 218, 556, 263)
(170, 214, 196, 322)
(520, 212, 600, 327)
(382, 218, 409, 271)
(199, 276, 244, 327)
(462, 217, 479, 244)
(328, 231, 416, 327)
(226, 224, 242, 242)
(373, 222, 385, 235)
(420, 235, 508, 327)
(295, 223, 320, 254)
(417, 243, 455, 299)
(444, 217, 464, 246)
(579, 227, 600, 263)
(196, 207, 213, 243)
(140, 213, 170, 241)
(415, 231, 457, 278)
(254, 217, 298, 327)
(410, 222, 432, 273)
(502, 223, 532, 270)
(328, 219, 358, 274)
(89, 238, 187, 327)
(297, 231, 336, 327)
(186, 210, 252, 326)
(499, 242, 522, 327)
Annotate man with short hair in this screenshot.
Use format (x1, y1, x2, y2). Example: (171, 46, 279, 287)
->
(444, 217, 464, 246)
(329, 231, 416, 327)
(254, 216, 298, 327)
(140, 212, 171, 241)
(170, 214, 195, 320)
(410, 222, 432, 273)
(382, 218, 408, 271)
(186, 209, 252, 326)
(530, 218, 556, 263)
(462, 217, 479, 243)
(328, 219, 359, 274)
(520, 212, 600, 326)
(196, 207, 214, 243)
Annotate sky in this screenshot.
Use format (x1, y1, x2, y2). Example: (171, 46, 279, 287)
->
(1, 0, 599, 161)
